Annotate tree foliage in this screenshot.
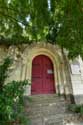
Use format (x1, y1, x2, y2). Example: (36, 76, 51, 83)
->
(0, 57, 29, 125)
(0, 0, 83, 58)
(68, 104, 83, 115)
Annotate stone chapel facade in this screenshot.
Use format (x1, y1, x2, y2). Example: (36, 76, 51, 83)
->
(0, 42, 83, 104)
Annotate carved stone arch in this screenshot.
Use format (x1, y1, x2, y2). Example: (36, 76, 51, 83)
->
(23, 43, 67, 95)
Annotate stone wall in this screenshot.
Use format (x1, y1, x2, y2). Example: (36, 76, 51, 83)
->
(0, 43, 69, 95)
(0, 45, 24, 82)
(0, 43, 83, 104)
(69, 57, 83, 104)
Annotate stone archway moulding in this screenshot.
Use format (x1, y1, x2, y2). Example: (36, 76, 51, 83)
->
(23, 43, 66, 95)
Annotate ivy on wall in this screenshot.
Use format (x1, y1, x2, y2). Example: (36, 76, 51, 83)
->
(0, 57, 29, 125)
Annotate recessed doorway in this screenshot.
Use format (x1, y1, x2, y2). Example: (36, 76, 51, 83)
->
(31, 55, 56, 94)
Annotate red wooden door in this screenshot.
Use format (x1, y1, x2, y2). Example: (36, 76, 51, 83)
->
(31, 55, 55, 94)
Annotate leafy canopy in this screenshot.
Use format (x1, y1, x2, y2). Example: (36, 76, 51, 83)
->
(0, 0, 83, 58)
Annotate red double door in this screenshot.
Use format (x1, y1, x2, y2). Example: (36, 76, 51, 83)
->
(31, 55, 55, 94)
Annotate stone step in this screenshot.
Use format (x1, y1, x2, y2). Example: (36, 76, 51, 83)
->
(28, 114, 64, 125)
(27, 108, 66, 117)
(30, 120, 63, 125)
(25, 101, 66, 109)
(27, 102, 66, 109)
(24, 94, 65, 105)
(28, 94, 64, 100)
(24, 94, 67, 125)
(30, 98, 65, 104)
(24, 103, 66, 115)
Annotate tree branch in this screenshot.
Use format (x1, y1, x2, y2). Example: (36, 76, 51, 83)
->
(0, 5, 27, 17)
(76, 0, 83, 13)
(0, 11, 25, 26)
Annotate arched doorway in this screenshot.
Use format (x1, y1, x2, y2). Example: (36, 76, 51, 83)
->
(31, 55, 56, 94)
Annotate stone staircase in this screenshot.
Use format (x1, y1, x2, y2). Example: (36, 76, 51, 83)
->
(24, 94, 67, 125)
